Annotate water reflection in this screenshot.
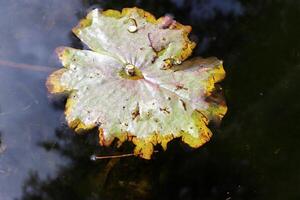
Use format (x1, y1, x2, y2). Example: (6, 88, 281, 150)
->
(19, 125, 257, 200)
(19, 126, 155, 200)
(0, 1, 83, 199)
(190, 0, 244, 20)
(0, 0, 299, 200)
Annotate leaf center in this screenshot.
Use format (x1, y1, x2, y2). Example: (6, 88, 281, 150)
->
(119, 64, 144, 80)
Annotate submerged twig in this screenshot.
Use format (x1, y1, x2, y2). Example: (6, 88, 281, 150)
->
(0, 59, 53, 72)
(0, 103, 33, 116)
(91, 150, 159, 160)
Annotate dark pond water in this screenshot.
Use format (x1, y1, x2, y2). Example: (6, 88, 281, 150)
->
(0, 0, 299, 199)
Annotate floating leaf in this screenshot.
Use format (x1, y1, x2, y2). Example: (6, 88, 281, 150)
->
(46, 7, 227, 159)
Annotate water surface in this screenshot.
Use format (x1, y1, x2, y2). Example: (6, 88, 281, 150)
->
(0, 0, 299, 199)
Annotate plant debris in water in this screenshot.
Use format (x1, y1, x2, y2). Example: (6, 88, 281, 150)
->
(46, 7, 227, 159)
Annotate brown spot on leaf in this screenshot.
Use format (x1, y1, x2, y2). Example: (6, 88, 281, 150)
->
(195, 110, 209, 125)
(151, 55, 158, 64)
(159, 107, 170, 114)
(175, 84, 188, 91)
(147, 33, 156, 52)
(132, 103, 140, 120)
(180, 99, 187, 111)
(146, 111, 152, 118)
(95, 121, 102, 126)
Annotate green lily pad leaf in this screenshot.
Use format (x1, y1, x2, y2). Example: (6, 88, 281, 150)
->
(46, 7, 227, 159)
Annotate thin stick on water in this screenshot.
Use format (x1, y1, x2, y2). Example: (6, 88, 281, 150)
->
(90, 150, 159, 160)
(0, 59, 53, 72)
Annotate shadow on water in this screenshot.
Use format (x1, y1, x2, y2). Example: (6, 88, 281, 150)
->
(0, 0, 299, 200)
(19, 125, 258, 200)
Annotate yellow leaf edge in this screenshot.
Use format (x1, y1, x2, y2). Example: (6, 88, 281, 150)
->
(46, 71, 212, 160)
(46, 54, 226, 160)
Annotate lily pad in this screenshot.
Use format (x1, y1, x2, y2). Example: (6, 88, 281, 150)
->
(46, 7, 227, 159)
